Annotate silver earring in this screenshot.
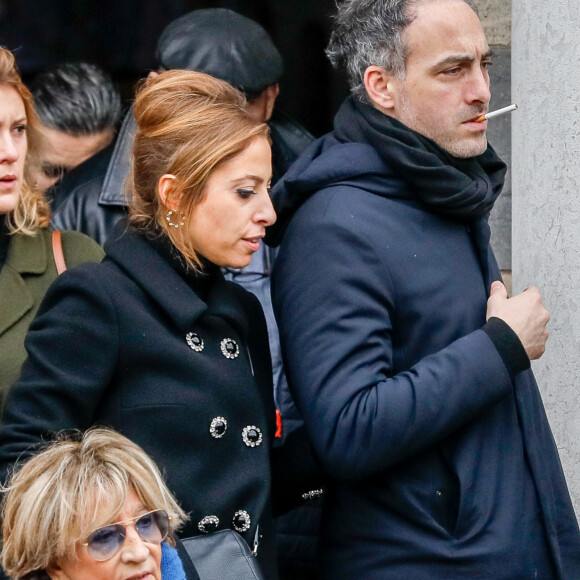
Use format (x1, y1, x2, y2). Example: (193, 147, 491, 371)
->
(166, 210, 184, 228)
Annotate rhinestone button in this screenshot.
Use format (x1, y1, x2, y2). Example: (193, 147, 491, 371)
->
(186, 332, 204, 352)
(302, 489, 324, 501)
(232, 510, 251, 533)
(220, 338, 240, 359)
(198, 515, 219, 533)
(242, 425, 263, 447)
(210, 417, 227, 439)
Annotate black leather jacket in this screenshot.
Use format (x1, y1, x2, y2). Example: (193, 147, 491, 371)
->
(51, 107, 313, 245)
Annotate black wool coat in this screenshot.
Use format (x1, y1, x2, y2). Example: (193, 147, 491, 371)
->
(0, 230, 281, 579)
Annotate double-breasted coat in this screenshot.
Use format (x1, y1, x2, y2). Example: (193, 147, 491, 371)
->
(0, 230, 282, 578)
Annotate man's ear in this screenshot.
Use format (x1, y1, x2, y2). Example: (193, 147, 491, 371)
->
(157, 174, 181, 211)
(364, 65, 397, 113)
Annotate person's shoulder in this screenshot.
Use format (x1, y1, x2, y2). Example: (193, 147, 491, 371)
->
(58, 230, 105, 266)
(269, 109, 314, 152)
(51, 143, 113, 209)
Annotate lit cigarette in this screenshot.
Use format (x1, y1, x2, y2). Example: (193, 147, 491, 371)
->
(474, 104, 518, 123)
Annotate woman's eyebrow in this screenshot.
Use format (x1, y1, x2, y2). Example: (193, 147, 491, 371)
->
(231, 174, 271, 184)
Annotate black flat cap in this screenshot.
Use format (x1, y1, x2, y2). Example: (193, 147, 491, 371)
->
(155, 8, 284, 97)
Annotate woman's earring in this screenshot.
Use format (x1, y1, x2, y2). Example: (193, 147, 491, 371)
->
(166, 210, 184, 228)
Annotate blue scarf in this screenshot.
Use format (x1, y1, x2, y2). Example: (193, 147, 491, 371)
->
(161, 542, 187, 580)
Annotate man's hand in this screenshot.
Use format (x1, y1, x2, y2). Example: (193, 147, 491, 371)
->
(486, 281, 550, 360)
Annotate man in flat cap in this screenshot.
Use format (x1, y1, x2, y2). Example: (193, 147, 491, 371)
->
(51, 8, 312, 244)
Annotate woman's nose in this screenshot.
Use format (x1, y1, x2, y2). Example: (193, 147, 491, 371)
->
(119, 526, 150, 564)
(0, 133, 19, 164)
(256, 190, 277, 226)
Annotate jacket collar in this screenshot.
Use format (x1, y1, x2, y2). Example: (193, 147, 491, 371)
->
(6, 230, 48, 274)
(99, 108, 136, 206)
(0, 232, 48, 334)
(104, 230, 250, 337)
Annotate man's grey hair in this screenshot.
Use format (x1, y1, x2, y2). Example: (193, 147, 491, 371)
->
(326, 0, 479, 103)
(31, 62, 122, 136)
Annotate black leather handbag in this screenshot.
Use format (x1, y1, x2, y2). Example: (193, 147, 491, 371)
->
(180, 529, 266, 580)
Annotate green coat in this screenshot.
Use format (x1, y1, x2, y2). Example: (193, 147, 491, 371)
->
(0, 229, 104, 404)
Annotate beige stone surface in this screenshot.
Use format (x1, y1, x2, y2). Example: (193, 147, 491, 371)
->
(471, 0, 512, 45)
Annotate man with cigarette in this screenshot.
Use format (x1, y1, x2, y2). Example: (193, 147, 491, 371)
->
(268, 0, 580, 578)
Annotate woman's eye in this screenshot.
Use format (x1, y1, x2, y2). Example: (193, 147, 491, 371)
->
(13, 124, 27, 135)
(137, 514, 154, 531)
(236, 188, 256, 200)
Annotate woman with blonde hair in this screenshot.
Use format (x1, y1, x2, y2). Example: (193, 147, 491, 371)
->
(1, 427, 196, 580)
(0, 47, 103, 401)
(0, 69, 324, 579)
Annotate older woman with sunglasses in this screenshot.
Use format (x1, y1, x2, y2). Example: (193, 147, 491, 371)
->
(1, 428, 198, 580)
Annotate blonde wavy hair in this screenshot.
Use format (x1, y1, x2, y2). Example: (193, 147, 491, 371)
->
(129, 69, 270, 270)
(1, 428, 188, 580)
(0, 46, 50, 234)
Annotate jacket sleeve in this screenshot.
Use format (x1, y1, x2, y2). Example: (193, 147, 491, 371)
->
(271, 199, 514, 483)
(0, 264, 119, 482)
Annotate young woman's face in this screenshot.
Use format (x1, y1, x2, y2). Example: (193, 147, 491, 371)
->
(46, 488, 162, 580)
(186, 136, 276, 268)
(0, 85, 27, 215)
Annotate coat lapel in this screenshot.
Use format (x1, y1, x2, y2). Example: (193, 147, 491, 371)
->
(104, 232, 208, 330)
(0, 233, 48, 335)
(104, 231, 254, 344)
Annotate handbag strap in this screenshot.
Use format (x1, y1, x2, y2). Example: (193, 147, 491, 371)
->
(51, 230, 67, 274)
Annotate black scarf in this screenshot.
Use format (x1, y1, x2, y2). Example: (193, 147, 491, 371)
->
(333, 96, 507, 221)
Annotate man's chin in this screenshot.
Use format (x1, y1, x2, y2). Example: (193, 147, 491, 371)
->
(443, 136, 488, 159)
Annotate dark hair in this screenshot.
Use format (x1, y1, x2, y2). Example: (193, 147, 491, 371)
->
(326, 0, 478, 103)
(31, 62, 121, 136)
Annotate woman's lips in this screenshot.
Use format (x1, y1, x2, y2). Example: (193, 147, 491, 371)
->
(0, 175, 18, 190)
(125, 571, 153, 580)
(243, 234, 264, 252)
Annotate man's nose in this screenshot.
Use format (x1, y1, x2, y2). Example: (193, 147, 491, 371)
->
(467, 68, 491, 104)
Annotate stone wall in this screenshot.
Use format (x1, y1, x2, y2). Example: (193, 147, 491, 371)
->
(473, 0, 513, 274)
(512, 0, 580, 517)
(476, 0, 580, 519)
